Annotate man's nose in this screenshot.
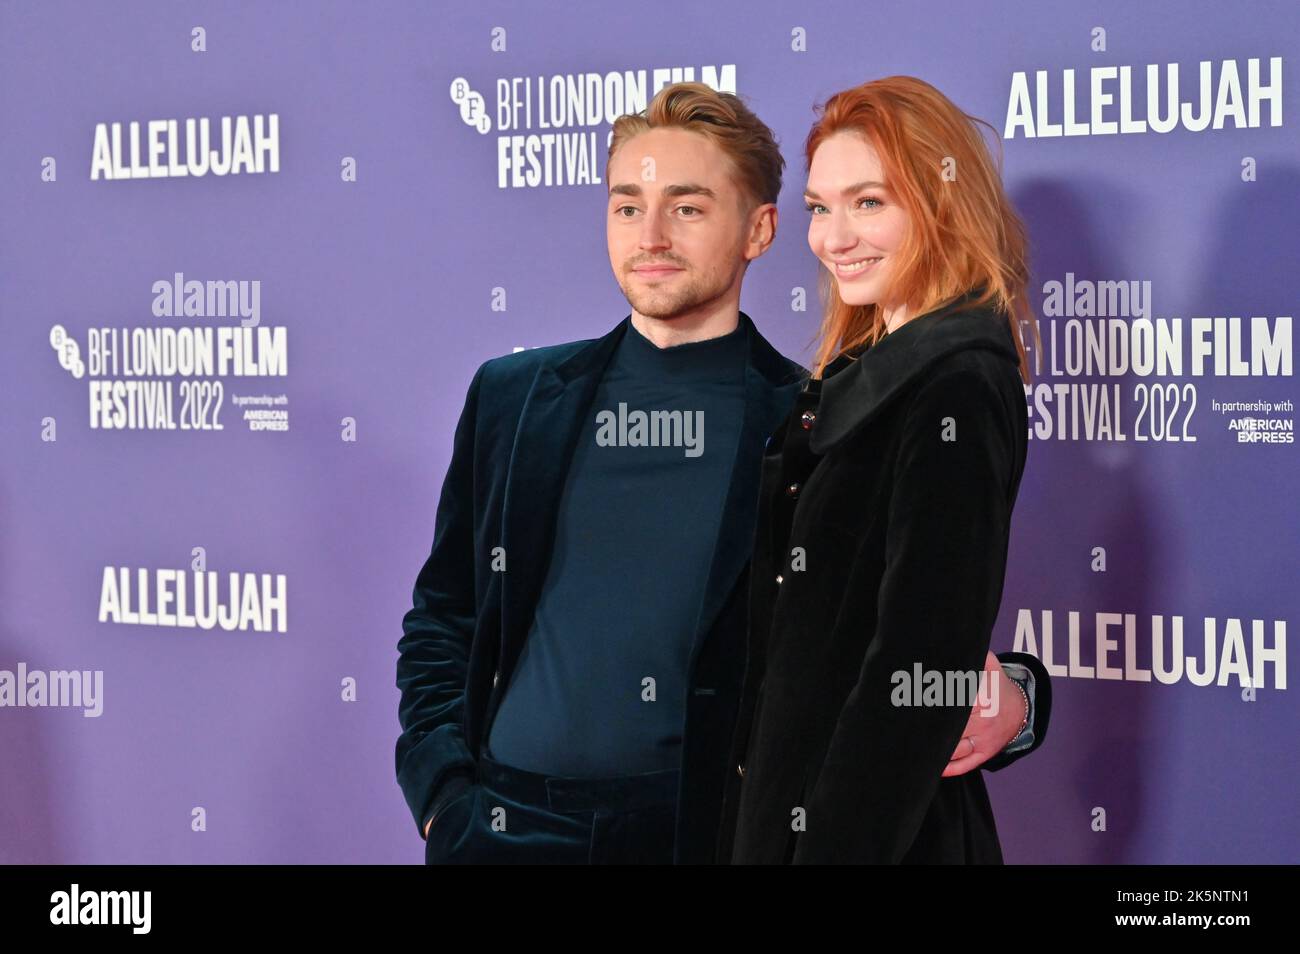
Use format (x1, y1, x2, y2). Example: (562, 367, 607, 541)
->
(638, 208, 669, 249)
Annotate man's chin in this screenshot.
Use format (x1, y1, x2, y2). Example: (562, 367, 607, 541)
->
(624, 295, 694, 321)
(636, 307, 691, 321)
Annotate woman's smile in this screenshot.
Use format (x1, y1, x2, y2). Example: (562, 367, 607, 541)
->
(832, 256, 883, 279)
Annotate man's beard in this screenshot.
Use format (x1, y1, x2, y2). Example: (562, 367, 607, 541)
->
(619, 268, 725, 320)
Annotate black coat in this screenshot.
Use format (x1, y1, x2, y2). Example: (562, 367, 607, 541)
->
(720, 296, 1036, 864)
(396, 309, 1049, 864)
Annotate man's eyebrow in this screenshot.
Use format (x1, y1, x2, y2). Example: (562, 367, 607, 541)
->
(803, 180, 886, 199)
(608, 182, 718, 199)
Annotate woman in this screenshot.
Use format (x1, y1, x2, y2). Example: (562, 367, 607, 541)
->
(725, 76, 1042, 864)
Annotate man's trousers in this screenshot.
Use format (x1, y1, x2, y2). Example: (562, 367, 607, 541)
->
(424, 753, 680, 865)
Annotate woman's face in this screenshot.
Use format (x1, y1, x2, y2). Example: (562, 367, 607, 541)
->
(804, 132, 910, 312)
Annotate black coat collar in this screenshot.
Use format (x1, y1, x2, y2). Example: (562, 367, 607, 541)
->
(809, 291, 1020, 454)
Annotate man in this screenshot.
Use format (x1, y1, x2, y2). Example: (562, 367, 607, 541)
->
(396, 82, 1050, 865)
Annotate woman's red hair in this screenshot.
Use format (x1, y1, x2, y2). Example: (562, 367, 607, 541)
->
(805, 76, 1041, 382)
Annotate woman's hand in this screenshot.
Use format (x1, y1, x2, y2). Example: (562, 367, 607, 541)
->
(941, 651, 1028, 777)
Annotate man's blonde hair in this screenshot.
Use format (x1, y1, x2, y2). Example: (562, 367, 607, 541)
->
(607, 82, 785, 211)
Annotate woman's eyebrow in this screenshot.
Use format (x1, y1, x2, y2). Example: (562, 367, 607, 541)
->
(804, 180, 886, 199)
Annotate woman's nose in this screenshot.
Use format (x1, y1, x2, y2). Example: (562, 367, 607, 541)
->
(823, 209, 857, 253)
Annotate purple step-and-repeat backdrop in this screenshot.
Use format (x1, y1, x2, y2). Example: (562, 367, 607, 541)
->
(1, 0, 1295, 863)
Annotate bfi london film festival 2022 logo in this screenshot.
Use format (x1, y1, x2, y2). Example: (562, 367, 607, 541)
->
(1003, 54, 1292, 447)
(48, 112, 288, 436)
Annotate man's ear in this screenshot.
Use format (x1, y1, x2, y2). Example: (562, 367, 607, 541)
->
(744, 202, 779, 262)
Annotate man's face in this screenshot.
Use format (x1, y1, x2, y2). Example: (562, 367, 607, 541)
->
(606, 127, 762, 321)
(804, 131, 911, 310)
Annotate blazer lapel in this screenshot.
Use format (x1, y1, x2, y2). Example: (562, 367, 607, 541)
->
(498, 319, 628, 683)
(687, 314, 805, 673)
